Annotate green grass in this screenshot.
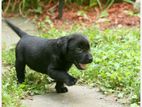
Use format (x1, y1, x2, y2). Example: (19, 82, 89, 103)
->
(2, 26, 140, 106)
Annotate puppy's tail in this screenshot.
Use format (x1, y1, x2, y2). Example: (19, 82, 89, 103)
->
(4, 19, 28, 38)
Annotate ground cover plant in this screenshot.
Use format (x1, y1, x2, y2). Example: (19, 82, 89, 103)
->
(2, 25, 140, 107)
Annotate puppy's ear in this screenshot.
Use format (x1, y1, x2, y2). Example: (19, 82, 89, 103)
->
(57, 36, 71, 54)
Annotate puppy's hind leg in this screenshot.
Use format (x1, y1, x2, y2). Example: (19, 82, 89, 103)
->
(55, 81, 68, 93)
(15, 59, 26, 83)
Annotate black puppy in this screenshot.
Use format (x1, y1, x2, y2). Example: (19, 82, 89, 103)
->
(5, 20, 93, 93)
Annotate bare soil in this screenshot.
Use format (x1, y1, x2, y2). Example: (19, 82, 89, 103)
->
(31, 2, 140, 30)
(3, 3, 140, 31)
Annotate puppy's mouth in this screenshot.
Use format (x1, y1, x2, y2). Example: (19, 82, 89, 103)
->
(74, 62, 87, 70)
(79, 63, 87, 70)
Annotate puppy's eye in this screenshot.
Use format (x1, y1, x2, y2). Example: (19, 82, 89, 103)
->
(77, 48, 82, 52)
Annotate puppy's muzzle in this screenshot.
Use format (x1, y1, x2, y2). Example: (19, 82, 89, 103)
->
(83, 53, 93, 64)
(74, 54, 93, 70)
(87, 54, 93, 63)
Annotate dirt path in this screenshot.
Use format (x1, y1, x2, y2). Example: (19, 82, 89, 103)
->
(2, 17, 39, 49)
(2, 17, 127, 107)
(22, 86, 126, 107)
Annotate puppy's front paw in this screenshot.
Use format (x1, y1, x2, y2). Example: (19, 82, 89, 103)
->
(56, 87, 68, 93)
(65, 77, 77, 86)
(17, 79, 24, 84)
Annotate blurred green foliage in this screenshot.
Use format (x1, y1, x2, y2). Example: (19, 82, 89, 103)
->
(2, 0, 135, 16)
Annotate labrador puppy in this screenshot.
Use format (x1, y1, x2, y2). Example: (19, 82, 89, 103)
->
(5, 20, 93, 93)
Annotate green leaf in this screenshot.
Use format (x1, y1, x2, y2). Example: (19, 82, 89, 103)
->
(130, 103, 139, 107)
(100, 10, 109, 18)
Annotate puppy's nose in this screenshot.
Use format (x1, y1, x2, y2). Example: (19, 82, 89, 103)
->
(88, 55, 93, 63)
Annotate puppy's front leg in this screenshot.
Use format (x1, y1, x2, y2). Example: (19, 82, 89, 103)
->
(47, 69, 77, 86)
(55, 81, 68, 93)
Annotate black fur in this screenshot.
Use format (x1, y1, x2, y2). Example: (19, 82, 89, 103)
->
(5, 20, 93, 93)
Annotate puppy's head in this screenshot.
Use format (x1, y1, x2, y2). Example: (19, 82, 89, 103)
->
(57, 33, 93, 70)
